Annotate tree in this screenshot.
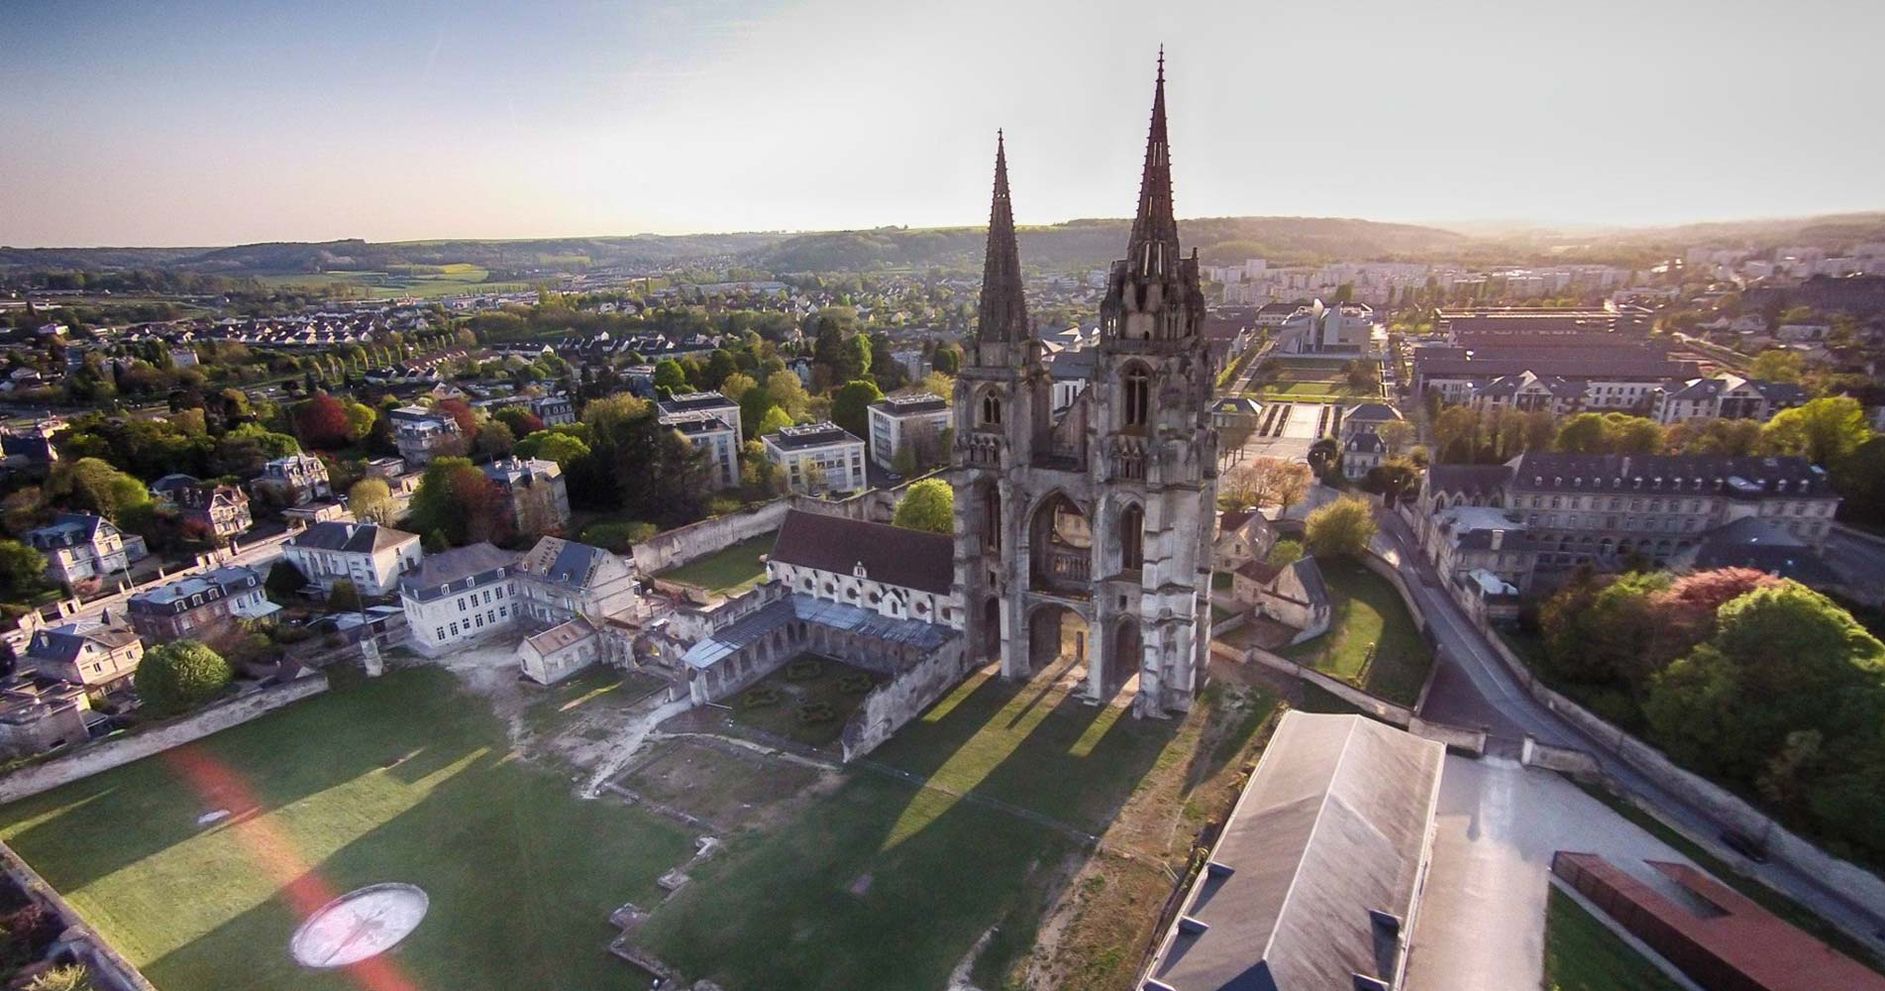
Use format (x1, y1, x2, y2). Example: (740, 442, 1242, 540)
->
(408, 457, 512, 547)
(653, 358, 689, 395)
(765, 371, 811, 420)
(1266, 539, 1304, 566)
(292, 394, 353, 450)
(134, 640, 233, 715)
(830, 379, 884, 439)
(755, 405, 794, 437)
(492, 405, 544, 438)
(1832, 436, 1885, 525)
(892, 479, 954, 534)
(513, 430, 590, 468)
(1749, 349, 1805, 383)
(348, 478, 394, 524)
(1304, 495, 1377, 559)
(44, 458, 150, 522)
(342, 399, 378, 444)
(719, 372, 758, 402)
(0, 539, 47, 601)
(1221, 457, 1313, 510)
(327, 579, 363, 613)
(1758, 396, 1871, 467)
(1664, 417, 1762, 456)
(1431, 406, 1482, 462)
(264, 560, 305, 601)
(1377, 419, 1414, 456)
(474, 420, 516, 459)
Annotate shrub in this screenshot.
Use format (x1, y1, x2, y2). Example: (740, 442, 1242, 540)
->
(784, 658, 823, 681)
(133, 640, 234, 715)
(26, 965, 97, 991)
(740, 688, 781, 709)
(836, 672, 874, 695)
(796, 701, 837, 725)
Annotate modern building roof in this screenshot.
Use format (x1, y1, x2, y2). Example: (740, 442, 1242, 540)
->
(1142, 712, 1445, 991)
(400, 542, 518, 599)
(869, 392, 949, 416)
(764, 421, 861, 452)
(288, 521, 420, 554)
(770, 509, 953, 595)
(658, 391, 738, 415)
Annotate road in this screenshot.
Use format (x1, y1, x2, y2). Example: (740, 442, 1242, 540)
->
(1823, 526, 1885, 606)
(1375, 509, 1885, 955)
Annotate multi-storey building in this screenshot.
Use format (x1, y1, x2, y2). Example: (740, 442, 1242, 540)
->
(532, 394, 576, 426)
(251, 452, 332, 505)
(25, 513, 148, 588)
(658, 391, 742, 490)
(1650, 374, 1807, 424)
(397, 542, 520, 656)
(510, 536, 643, 628)
(865, 392, 951, 471)
(1418, 453, 1840, 590)
(1278, 299, 1375, 353)
(127, 565, 277, 643)
(482, 456, 570, 535)
(282, 521, 423, 596)
(763, 421, 866, 495)
(176, 482, 253, 541)
(389, 406, 464, 467)
(766, 509, 961, 626)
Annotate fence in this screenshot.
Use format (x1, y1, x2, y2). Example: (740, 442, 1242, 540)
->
(0, 674, 330, 805)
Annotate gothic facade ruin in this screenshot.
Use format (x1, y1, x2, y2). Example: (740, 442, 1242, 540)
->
(953, 57, 1219, 717)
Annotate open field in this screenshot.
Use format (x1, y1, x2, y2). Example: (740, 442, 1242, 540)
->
(656, 532, 775, 596)
(1541, 887, 1684, 991)
(634, 662, 1283, 991)
(0, 667, 696, 991)
(255, 263, 528, 299)
(1281, 556, 1432, 705)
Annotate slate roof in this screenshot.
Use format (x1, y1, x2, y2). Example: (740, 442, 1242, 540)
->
(515, 536, 616, 591)
(400, 542, 518, 600)
(1345, 433, 1385, 455)
(1144, 712, 1445, 991)
(1425, 463, 1516, 499)
(25, 513, 112, 549)
(1342, 402, 1402, 423)
(1478, 370, 1585, 399)
(128, 565, 264, 613)
(1509, 453, 1830, 497)
(1686, 518, 1842, 586)
(680, 594, 956, 671)
(28, 618, 141, 666)
(289, 521, 420, 554)
(770, 509, 954, 595)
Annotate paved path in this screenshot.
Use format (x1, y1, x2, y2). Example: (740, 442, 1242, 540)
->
(1377, 509, 1885, 955)
(1405, 756, 1704, 991)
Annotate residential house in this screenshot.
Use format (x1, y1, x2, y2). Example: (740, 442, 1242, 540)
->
(482, 456, 570, 535)
(517, 616, 603, 685)
(1209, 396, 1263, 431)
(0, 675, 93, 757)
(126, 565, 279, 644)
(1650, 374, 1807, 425)
(25, 513, 148, 588)
(512, 536, 643, 627)
(1341, 431, 1387, 480)
(24, 616, 145, 699)
(397, 543, 520, 656)
(532, 394, 576, 426)
(149, 473, 201, 508)
(1230, 556, 1331, 645)
(763, 421, 866, 495)
(251, 452, 332, 505)
(1213, 508, 1276, 572)
(176, 482, 252, 541)
(389, 406, 464, 467)
(282, 521, 423, 596)
(865, 392, 951, 471)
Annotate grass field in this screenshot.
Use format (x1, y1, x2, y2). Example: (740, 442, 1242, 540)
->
(657, 532, 776, 596)
(0, 668, 697, 991)
(1541, 887, 1683, 991)
(1281, 557, 1432, 705)
(255, 263, 528, 299)
(634, 664, 1194, 990)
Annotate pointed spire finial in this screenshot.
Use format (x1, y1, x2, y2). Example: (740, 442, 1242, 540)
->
(1127, 50, 1180, 278)
(977, 131, 1028, 344)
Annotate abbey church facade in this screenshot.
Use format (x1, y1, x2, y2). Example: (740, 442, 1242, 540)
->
(953, 59, 1219, 717)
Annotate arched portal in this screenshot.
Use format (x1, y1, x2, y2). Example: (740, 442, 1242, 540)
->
(1104, 617, 1144, 700)
(1029, 492, 1093, 595)
(1026, 604, 1089, 678)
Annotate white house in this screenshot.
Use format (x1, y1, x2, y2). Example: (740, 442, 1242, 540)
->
(24, 513, 149, 588)
(763, 421, 866, 495)
(282, 521, 423, 596)
(389, 406, 464, 467)
(397, 542, 520, 656)
(251, 452, 332, 505)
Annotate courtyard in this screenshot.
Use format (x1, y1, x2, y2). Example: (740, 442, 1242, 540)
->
(655, 531, 775, 597)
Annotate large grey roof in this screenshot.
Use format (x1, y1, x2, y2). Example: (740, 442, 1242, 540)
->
(1510, 453, 1830, 497)
(1687, 518, 1842, 586)
(681, 594, 956, 670)
(771, 509, 954, 595)
(289, 521, 420, 554)
(515, 536, 617, 591)
(1144, 712, 1445, 991)
(399, 542, 518, 600)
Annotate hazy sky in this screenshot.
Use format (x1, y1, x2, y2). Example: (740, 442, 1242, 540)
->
(3, 0, 1880, 247)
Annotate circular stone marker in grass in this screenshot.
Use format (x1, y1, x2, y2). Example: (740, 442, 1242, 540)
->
(290, 883, 429, 969)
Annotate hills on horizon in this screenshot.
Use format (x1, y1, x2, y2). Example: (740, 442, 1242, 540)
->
(5, 211, 1883, 281)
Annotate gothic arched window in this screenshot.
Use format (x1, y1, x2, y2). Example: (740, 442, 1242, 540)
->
(1119, 503, 1144, 572)
(1122, 365, 1151, 428)
(980, 391, 1003, 427)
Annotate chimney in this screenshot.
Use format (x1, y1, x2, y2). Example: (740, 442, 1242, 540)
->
(1490, 529, 1505, 551)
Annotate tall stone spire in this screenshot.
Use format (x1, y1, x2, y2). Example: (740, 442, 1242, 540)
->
(1127, 48, 1181, 278)
(976, 130, 1029, 342)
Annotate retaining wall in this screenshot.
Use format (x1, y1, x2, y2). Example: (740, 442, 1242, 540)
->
(841, 638, 971, 762)
(0, 674, 330, 805)
(0, 843, 155, 991)
(631, 500, 792, 575)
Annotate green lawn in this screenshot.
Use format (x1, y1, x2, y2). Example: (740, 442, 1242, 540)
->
(657, 532, 776, 596)
(0, 669, 696, 991)
(729, 656, 885, 749)
(1542, 886, 1683, 991)
(253, 265, 528, 300)
(635, 665, 1188, 991)
(1281, 557, 1432, 706)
